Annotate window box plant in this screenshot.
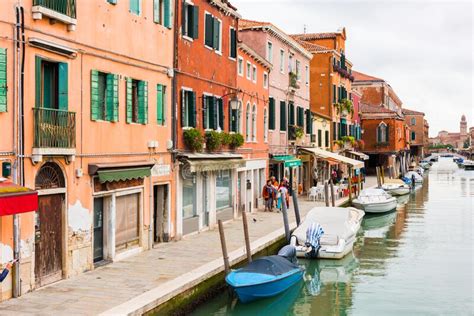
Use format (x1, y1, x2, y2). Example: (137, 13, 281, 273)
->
(183, 128, 204, 152)
(205, 130, 223, 152)
(335, 99, 354, 118)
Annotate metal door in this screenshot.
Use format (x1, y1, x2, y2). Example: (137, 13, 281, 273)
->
(35, 194, 63, 287)
(93, 198, 104, 263)
(202, 174, 209, 227)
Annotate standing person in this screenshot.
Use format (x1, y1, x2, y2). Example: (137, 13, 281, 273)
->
(271, 177, 279, 208)
(277, 180, 290, 210)
(262, 180, 275, 212)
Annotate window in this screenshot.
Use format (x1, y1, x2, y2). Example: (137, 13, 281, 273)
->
(288, 54, 294, 73)
(297, 106, 304, 127)
(237, 57, 244, 76)
(156, 84, 166, 125)
(263, 72, 268, 89)
(0, 48, 7, 112)
(411, 117, 416, 126)
(130, 0, 141, 15)
(229, 28, 237, 58)
(305, 65, 309, 85)
(246, 62, 251, 80)
(182, 177, 196, 219)
(411, 131, 416, 141)
(332, 85, 336, 104)
(202, 95, 223, 130)
(245, 103, 251, 141)
(267, 41, 273, 63)
(288, 102, 295, 126)
(325, 130, 329, 147)
(377, 122, 389, 143)
(305, 109, 312, 134)
(318, 129, 322, 147)
(268, 97, 275, 130)
(252, 65, 257, 83)
(91, 70, 119, 122)
(264, 108, 268, 142)
(230, 101, 241, 133)
(205, 13, 221, 52)
(126, 78, 148, 124)
(182, 2, 199, 39)
(216, 170, 232, 210)
(35, 57, 68, 111)
(279, 49, 285, 73)
(154, 0, 172, 28)
(181, 89, 196, 128)
(252, 104, 257, 141)
(296, 60, 301, 80)
(280, 101, 286, 131)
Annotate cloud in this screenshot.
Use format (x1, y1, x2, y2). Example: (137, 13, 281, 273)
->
(233, 0, 473, 136)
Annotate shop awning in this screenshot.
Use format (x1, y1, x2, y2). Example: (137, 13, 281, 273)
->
(97, 167, 151, 183)
(0, 181, 38, 216)
(299, 147, 364, 169)
(178, 152, 245, 172)
(271, 155, 303, 168)
(348, 151, 370, 160)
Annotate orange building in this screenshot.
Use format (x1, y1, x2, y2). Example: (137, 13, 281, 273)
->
(402, 108, 426, 159)
(0, 0, 174, 299)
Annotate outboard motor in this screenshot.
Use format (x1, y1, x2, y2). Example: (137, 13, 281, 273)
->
(278, 245, 297, 264)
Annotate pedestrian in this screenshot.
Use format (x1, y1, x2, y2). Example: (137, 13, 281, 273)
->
(277, 180, 290, 210)
(262, 180, 275, 212)
(0, 260, 16, 283)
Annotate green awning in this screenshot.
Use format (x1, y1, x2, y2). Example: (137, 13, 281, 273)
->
(98, 168, 151, 183)
(272, 155, 302, 168)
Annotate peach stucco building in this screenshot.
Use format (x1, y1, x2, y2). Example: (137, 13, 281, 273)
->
(0, 0, 174, 299)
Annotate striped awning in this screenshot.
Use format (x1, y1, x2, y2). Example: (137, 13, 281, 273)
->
(299, 147, 364, 169)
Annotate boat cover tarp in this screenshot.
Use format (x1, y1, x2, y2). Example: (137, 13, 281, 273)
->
(238, 256, 299, 276)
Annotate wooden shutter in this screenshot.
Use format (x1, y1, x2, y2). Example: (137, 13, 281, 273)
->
(202, 95, 207, 129)
(164, 0, 171, 28)
(58, 62, 68, 111)
(112, 74, 119, 122)
(205, 14, 213, 47)
(181, 1, 187, 35)
(305, 110, 311, 134)
(130, 0, 140, 15)
(268, 98, 275, 130)
(325, 130, 329, 147)
(192, 5, 199, 39)
(157, 84, 164, 125)
(213, 18, 220, 50)
(318, 130, 322, 147)
(137, 80, 148, 124)
(280, 101, 286, 131)
(181, 89, 186, 127)
(126, 78, 133, 123)
(385, 124, 389, 143)
(230, 29, 237, 58)
(191, 91, 197, 127)
(332, 85, 336, 103)
(218, 98, 224, 130)
(90, 70, 99, 120)
(208, 97, 215, 129)
(289, 102, 295, 125)
(153, 0, 160, 23)
(35, 56, 42, 107)
(0, 48, 7, 112)
(333, 122, 337, 140)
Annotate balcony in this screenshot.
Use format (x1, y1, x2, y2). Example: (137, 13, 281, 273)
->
(32, 0, 77, 31)
(32, 108, 76, 162)
(333, 64, 354, 81)
(288, 72, 300, 92)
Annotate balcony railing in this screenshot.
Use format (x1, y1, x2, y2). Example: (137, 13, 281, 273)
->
(333, 64, 354, 81)
(33, 0, 76, 19)
(33, 107, 76, 149)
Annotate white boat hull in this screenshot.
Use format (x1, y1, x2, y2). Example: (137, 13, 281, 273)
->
(384, 187, 410, 196)
(352, 198, 397, 213)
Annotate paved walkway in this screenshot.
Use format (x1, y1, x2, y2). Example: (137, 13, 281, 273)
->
(0, 177, 376, 315)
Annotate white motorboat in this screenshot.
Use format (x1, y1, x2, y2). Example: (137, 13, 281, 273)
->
(405, 171, 423, 183)
(290, 207, 365, 260)
(381, 180, 410, 196)
(463, 160, 474, 171)
(419, 162, 431, 170)
(352, 189, 397, 213)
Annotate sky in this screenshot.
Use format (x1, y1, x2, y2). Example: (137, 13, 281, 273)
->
(232, 0, 473, 137)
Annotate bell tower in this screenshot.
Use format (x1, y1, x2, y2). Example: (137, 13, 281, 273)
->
(460, 115, 467, 136)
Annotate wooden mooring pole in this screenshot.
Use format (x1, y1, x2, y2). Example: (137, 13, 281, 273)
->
(241, 211, 252, 263)
(218, 220, 230, 275)
(324, 182, 330, 207)
(329, 179, 336, 207)
(292, 191, 301, 226)
(281, 192, 290, 242)
(348, 168, 353, 204)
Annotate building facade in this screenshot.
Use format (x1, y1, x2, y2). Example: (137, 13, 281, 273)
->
(402, 108, 426, 159)
(429, 115, 471, 149)
(0, 0, 175, 299)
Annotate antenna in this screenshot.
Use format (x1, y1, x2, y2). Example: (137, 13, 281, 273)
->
(304, 24, 307, 34)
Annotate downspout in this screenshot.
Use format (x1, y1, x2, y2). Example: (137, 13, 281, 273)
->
(172, 0, 179, 157)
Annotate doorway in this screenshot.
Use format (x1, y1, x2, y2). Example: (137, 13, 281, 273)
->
(153, 184, 169, 243)
(93, 197, 104, 263)
(201, 176, 209, 228)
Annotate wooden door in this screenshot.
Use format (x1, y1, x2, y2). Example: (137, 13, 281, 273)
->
(93, 198, 104, 263)
(35, 194, 63, 287)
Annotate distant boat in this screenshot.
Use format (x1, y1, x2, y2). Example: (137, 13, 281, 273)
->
(225, 246, 304, 303)
(463, 160, 474, 171)
(382, 182, 411, 196)
(352, 189, 398, 213)
(405, 171, 424, 184)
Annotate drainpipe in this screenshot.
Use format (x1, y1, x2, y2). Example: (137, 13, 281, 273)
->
(148, 176, 153, 249)
(172, 0, 179, 158)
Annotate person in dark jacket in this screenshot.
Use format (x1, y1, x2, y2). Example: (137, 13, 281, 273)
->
(0, 261, 13, 282)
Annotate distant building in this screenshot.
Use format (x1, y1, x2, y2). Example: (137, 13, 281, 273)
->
(402, 108, 426, 159)
(429, 115, 471, 149)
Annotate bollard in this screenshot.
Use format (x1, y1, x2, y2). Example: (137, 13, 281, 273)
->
(381, 167, 385, 184)
(292, 190, 301, 226)
(329, 179, 336, 207)
(324, 182, 330, 207)
(218, 220, 230, 275)
(376, 167, 381, 187)
(281, 192, 290, 242)
(348, 168, 353, 204)
(241, 211, 252, 263)
(357, 173, 362, 197)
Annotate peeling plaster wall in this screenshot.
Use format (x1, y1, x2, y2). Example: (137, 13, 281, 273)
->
(0, 243, 13, 299)
(67, 200, 92, 276)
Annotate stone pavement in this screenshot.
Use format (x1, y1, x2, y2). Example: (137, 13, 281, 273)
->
(0, 177, 376, 316)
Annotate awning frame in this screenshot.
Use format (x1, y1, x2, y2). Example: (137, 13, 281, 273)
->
(298, 147, 364, 169)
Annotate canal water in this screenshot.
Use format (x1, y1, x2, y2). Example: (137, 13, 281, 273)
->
(192, 158, 473, 315)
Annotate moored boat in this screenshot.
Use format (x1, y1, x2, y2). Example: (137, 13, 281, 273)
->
(381, 182, 411, 196)
(463, 160, 474, 171)
(290, 207, 365, 260)
(225, 246, 304, 303)
(405, 171, 424, 183)
(352, 189, 397, 213)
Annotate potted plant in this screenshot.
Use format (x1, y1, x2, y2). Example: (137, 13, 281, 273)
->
(183, 128, 204, 152)
(295, 127, 304, 139)
(205, 130, 222, 152)
(335, 99, 354, 118)
(289, 72, 300, 90)
(229, 133, 244, 150)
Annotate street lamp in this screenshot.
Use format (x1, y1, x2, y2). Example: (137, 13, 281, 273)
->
(230, 96, 239, 110)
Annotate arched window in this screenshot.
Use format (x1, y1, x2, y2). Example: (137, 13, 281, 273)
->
(377, 122, 388, 143)
(237, 101, 242, 133)
(35, 162, 65, 190)
(263, 107, 268, 142)
(230, 101, 242, 133)
(411, 117, 416, 126)
(252, 104, 257, 142)
(245, 103, 251, 141)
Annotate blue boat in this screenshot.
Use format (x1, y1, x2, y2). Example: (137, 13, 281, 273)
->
(225, 253, 304, 303)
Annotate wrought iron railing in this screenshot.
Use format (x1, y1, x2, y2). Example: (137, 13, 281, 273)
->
(33, 0, 77, 19)
(33, 108, 76, 149)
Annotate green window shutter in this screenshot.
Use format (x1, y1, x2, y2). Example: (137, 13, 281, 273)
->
(164, 0, 171, 28)
(192, 5, 199, 39)
(280, 101, 286, 131)
(105, 73, 115, 121)
(58, 62, 68, 111)
(205, 14, 213, 47)
(191, 91, 197, 127)
(126, 78, 132, 123)
(0, 48, 7, 112)
(333, 122, 337, 140)
(90, 70, 99, 120)
(213, 18, 220, 50)
(306, 110, 312, 134)
(137, 80, 148, 124)
(202, 95, 207, 129)
(181, 2, 187, 35)
(218, 98, 224, 130)
(208, 97, 215, 129)
(157, 84, 164, 125)
(153, 0, 160, 23)
(268, 98, 275, 130)
(325, 130, 329, 147)
(230, 29, 237, 58)
(318, 130, 322, 147)
(130, 0, 140, 15)
(112, 74, 119, 122)
(181, 90, 186, 127)
(332, 84, 336, 103)
(35, 56, 42, 107)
